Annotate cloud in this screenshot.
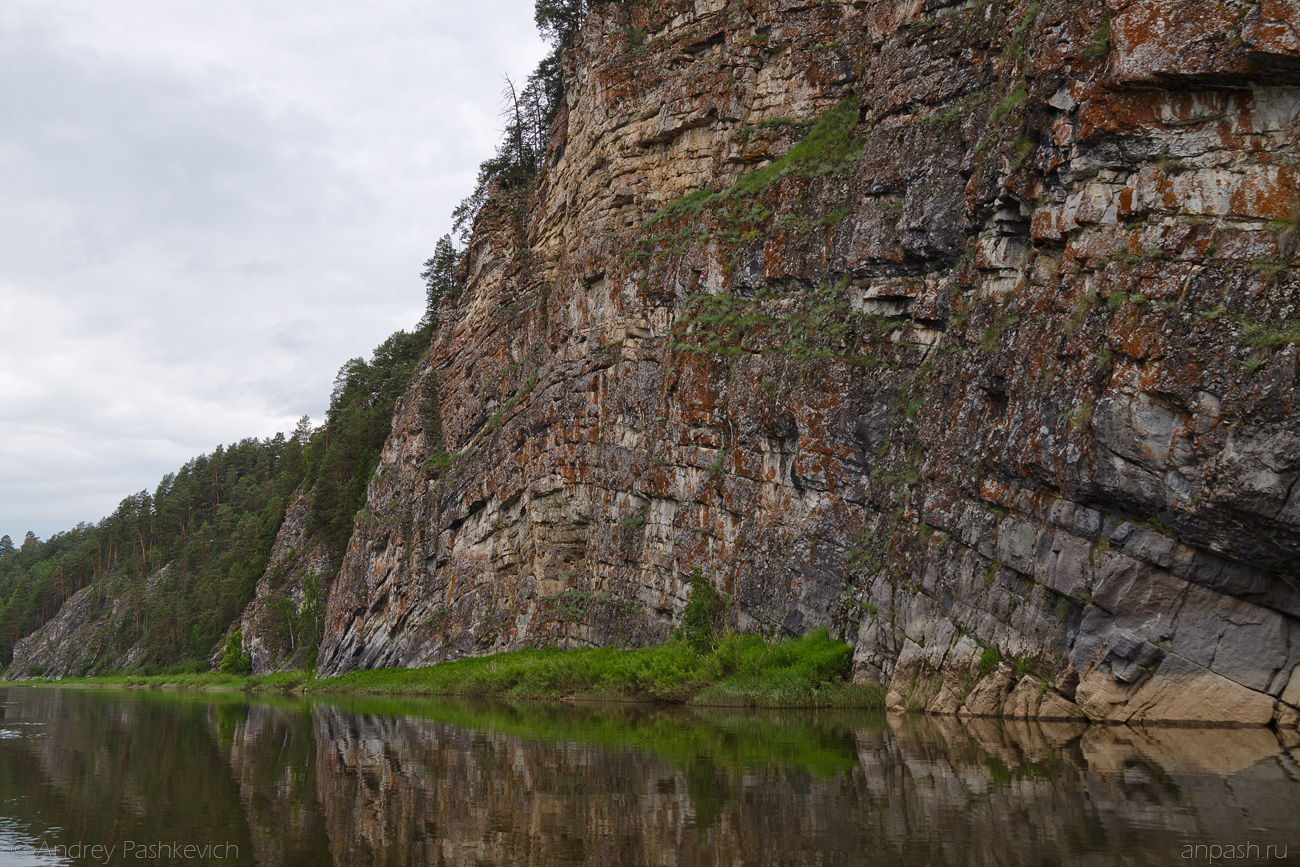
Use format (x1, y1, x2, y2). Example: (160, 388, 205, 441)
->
(0, 0, 548, 540)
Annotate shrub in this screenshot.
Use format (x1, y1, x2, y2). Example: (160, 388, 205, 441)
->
(977, 645, 1002, 675)
(678, 567, 730, 653)
(219, 630, 252, 676)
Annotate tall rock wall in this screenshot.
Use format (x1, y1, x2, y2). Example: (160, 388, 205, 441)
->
(316, 0, 1300, 725)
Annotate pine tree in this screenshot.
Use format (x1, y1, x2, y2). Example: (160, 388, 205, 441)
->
(420, 235, 461, 325)
(448, 1, 627, 244)
(534, 0, 615, 48)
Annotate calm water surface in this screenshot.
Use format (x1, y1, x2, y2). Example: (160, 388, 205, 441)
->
(0, 687, 1295, 865)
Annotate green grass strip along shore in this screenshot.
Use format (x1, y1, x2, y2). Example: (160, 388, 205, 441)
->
(15, 628, 885, 709)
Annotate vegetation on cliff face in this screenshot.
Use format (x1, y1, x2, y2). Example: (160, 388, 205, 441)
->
(445, 0, 629, 245)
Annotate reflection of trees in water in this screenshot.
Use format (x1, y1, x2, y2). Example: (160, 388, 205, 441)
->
(0, 689, 1297, 866)
(0, 688, 257, 865)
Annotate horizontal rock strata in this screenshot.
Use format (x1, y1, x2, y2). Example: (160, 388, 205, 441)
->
(310, 0, 1300, 726)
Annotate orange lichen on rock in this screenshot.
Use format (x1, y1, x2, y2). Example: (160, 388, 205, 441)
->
(283, 0, 1300, 727)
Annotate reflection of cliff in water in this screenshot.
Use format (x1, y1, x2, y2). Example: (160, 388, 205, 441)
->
(221, 701, 334, 867)
(310, 703, 875, 867)
(0, 689, 1297, 866)
(309, 704, 1300, 867)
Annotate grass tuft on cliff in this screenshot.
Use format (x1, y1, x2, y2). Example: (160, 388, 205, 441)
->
(645, 90, 864, 227)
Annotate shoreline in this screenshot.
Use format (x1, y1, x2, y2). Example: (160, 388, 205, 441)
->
(10, 631, 1295, 731)
(4, 628, 888, 710)
(7, 673, 1294, 731)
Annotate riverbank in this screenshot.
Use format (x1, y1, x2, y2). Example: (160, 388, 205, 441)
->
(9, 628, 886, 709)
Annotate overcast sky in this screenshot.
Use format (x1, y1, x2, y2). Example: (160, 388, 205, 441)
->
(0, 0, 548, 542)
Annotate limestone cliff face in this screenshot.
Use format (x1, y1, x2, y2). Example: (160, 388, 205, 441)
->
(315, 0, 1300, 725)
(7, 567, 172, 678)
(229, 491, 334, 674)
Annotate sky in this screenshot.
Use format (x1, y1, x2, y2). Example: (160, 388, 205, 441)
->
(0, 0, 549, 543)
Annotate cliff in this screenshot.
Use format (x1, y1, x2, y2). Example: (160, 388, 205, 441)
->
(7, 569, 166, 678)
(294, 0, 1300, 726)
(224, 491, 333, 673)
(11, 0, 1299, 726)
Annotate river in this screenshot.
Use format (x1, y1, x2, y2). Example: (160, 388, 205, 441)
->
(0, 687, 1295, 865)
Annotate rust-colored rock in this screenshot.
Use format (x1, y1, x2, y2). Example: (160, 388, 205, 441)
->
(301, 0, 1299, 726)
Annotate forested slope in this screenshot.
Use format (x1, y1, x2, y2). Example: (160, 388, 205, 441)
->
(1, 326, 429, 677)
